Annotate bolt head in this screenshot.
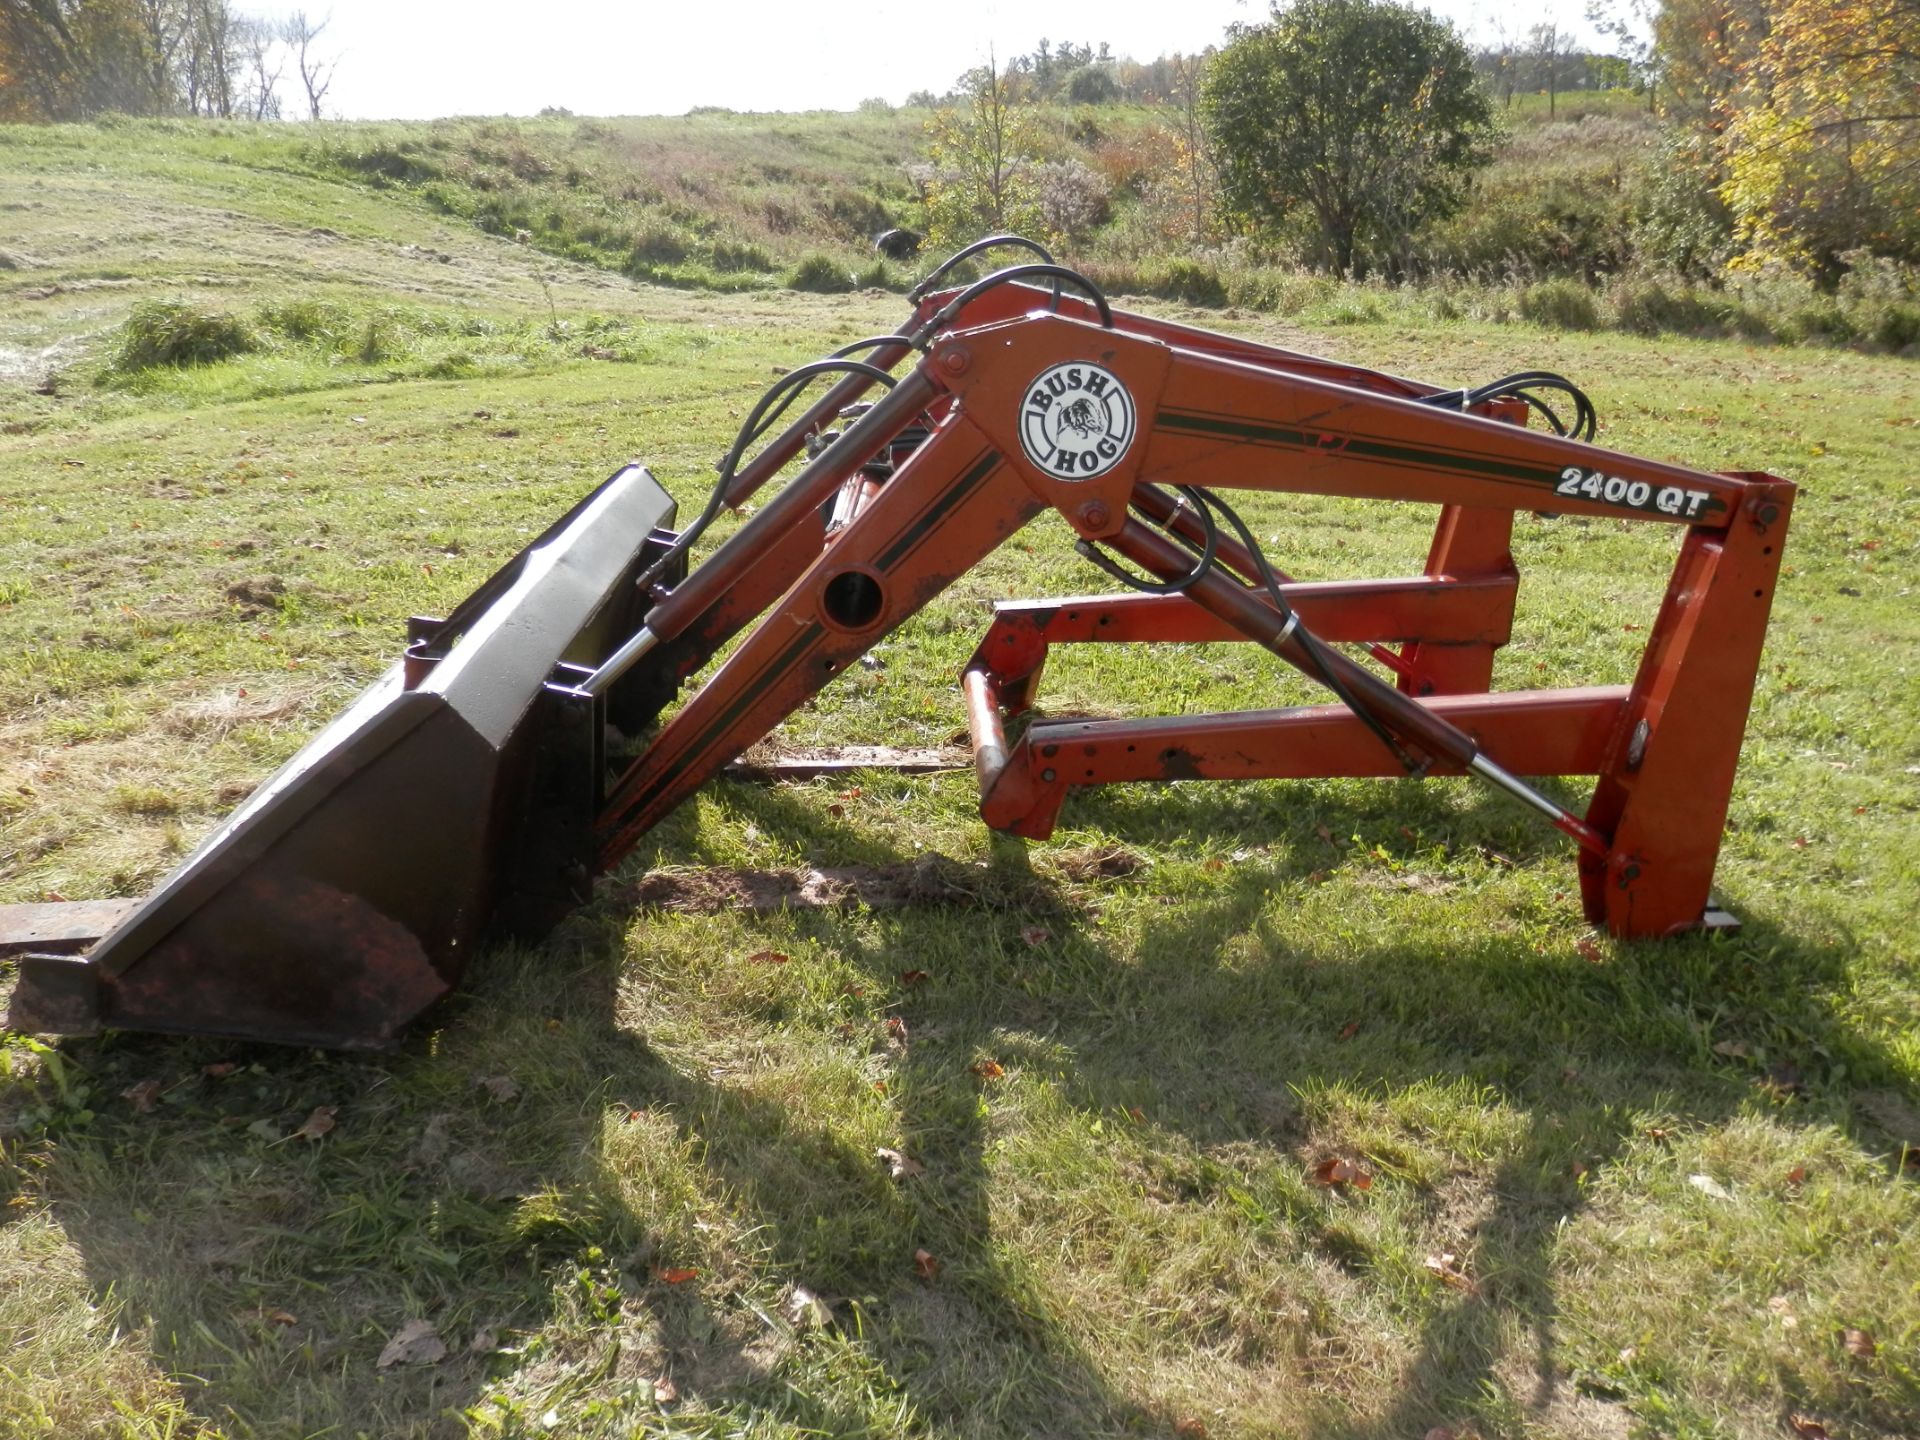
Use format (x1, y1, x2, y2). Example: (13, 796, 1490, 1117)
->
(1077, 500, 1111, 531)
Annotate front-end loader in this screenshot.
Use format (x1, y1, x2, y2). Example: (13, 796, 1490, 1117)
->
(5, 238, 1794, 1050)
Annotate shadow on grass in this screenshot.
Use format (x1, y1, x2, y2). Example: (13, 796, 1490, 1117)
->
(18, 774, 1919, 1437)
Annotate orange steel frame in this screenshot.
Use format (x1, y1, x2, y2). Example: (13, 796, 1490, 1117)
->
(591, 285, 1794, 939)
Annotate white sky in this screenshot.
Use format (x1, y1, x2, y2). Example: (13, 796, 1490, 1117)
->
(288, 0, 1607, 121)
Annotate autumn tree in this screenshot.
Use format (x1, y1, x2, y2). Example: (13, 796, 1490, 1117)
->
(1203, 0, 1497, 276)
(1715, 0, 1920, 270)
(0, 0, 167, 119)
(919, 51, 1043, 248)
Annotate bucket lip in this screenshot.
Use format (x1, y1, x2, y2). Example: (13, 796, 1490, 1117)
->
(68, 463, 679, 994)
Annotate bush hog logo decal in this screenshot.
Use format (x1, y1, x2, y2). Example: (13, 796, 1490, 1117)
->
(1019, 361, 1136, 481)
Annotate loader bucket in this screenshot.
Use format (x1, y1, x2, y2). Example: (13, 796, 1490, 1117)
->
(7, 464, 680, 1050)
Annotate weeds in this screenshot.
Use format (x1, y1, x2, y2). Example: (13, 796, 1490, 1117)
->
(112, 300, 256, 369)
(786, 253, 856, 293)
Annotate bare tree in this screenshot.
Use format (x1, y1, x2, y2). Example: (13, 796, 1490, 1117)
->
(1169, 52, 1215, 243)
(283, 8, 335, 120)
(240, 13, 281, 118)
(1527, 19, 1577, 118)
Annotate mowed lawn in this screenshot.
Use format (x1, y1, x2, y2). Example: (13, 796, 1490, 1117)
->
(1, 126, 1917, 1440)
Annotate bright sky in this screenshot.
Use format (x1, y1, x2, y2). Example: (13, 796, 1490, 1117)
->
(291, 0, 1607, 121)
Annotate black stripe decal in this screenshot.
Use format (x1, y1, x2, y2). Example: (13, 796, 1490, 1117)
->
(1154, 409, 1551, 487)
(876, 451, 1001, 573)
(609, 621, 826, 827)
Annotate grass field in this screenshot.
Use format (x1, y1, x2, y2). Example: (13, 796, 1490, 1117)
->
(2, 120, 1918, 1440)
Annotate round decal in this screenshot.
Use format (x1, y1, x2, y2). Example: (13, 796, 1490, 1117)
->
(1018, 361, 1137, 482)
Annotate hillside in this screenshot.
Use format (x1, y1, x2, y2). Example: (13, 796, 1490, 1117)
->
(2, 117, 1918, 1440)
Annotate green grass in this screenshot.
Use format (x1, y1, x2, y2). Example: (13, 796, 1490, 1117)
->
(2, 119, 1918, 1440)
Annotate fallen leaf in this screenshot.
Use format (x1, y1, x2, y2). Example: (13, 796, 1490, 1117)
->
(1125, 1106, 1146, 1123)
(1688, 1173, 1732, 1201)
(1422, 1252, 1478, 1293)
(786, 1285, 834, 1329)
(292, 1106, 336, 1142)
(1785, 1164, 1807, 1185)
(653, 1375, 679, 1403)
(468, 1326, 500, 1355)
(1575, 937, 1605, 964)
(1314, 824, 1336, 846)
(1175, 1420, 1209, 1438)
(653, 1266, 699, 1285)
(476, 1074, 520, 1103)
(201, 1062, 239, 1078)
(876, 1147, 924, 1179)
(913, 1248, 940, 1280)
(1788, 1416, 1831, 1440)
(240, 1306, 298, 1326)
(377, 1318, 446, 1368)
(121, 1079, 163, 1113)
(1767, 1295, 1799, 1329)
(1337, 1021, 1360, 1042)
(1841, 1327, 1876, 1358)
(746, 950, 790, 965)
(885, 1016, 910, 1045)
(1311, 1156, 1373, 1191)
(1019, 924, 1052, 947)
(1712, 1039, 1750, 1058)
(898, 969, 930, 986)
(1643, 1126, 1673, 1143)
(970, 1059, 1005, 1080)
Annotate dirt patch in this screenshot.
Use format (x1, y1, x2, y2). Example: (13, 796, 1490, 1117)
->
(624, 856, 1042, 916)
(224, 576, 285, 615)
(1052, 845, 1143, 882)
(160, 687, 311, 739)
(725, 742, 967, 779)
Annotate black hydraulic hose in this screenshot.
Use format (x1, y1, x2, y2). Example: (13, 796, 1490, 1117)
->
(921, 263, 1114, 339)
(1194, 487, 1419, 771)
(1418, 369, 1598, 442)
(909, 234, 1057, 303)
(1074, 486, 1219, 595)
(830, 334, 914, 359)
(634, 358, 899, 594)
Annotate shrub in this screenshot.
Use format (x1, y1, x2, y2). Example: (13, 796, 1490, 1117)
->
(1518, 278, 1601, 330)
(1037, 160, 1110, 241)
(786, 253, 856, 293)
(1609, 280, 1725, 337)
(257, 299, 345, 343)
(114, 301, 257, 369)
(709, 239, 772, 273)
(625, 224, 691, 267)
(1872, 303, 1920, 352)
(1156, 259, 1228, 307)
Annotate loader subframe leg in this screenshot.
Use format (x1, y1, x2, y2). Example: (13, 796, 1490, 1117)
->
(1397, 504, 1518, 697)
(1580, 483, 1793, 936)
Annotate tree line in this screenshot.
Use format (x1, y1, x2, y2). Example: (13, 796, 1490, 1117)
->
(0, 0, 338, 122)
(916, 0, 1916, 284)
